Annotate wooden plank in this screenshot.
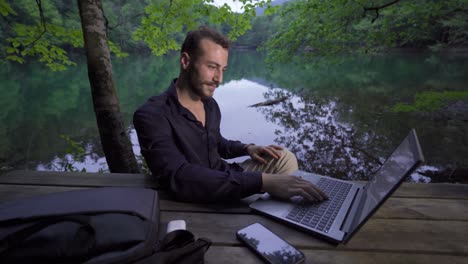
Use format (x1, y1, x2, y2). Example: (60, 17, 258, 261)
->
(0, 185, 248, 214)
(159, 197, 468, 220)
(161, 199, 251, 214)
(1, 171, 467, 199)
(1, 183, 466, 262)
(0, 170, 159, 188)
(161, 197, 468, 220)
(374, 197, 468, 221)
(392, 182, 468, 199)
(1, 186, 467, 220)
(0, 185, 88, 203)
(160, 212, 468, 254)
(206, 246, 468, 264)
(0, 185, 174, 204)
(343, 219, 468, 254)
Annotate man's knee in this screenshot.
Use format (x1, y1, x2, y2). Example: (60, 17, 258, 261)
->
(241, 148, 298, 175)
(272, 148, 298, 175)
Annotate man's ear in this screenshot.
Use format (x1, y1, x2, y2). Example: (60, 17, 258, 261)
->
(180, 52, 191, 70)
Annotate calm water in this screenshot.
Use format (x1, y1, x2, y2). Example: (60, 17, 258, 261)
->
(1, 51, 467, 182)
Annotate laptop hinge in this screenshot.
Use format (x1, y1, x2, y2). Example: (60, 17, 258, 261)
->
(340, 186, 364, 233)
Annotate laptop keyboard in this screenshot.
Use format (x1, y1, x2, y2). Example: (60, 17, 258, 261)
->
(286, 178, 352, 233)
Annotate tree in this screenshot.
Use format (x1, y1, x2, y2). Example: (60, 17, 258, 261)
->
(264, 0, 468, 62)
(77, 0, 139, 173)
(0, 0, 274, 173)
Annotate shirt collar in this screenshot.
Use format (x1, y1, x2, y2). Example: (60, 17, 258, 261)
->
(167, 78, 214, 113)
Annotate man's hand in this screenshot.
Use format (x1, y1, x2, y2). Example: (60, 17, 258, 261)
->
(246, 144, 284, 164)
(261, 173, 328, 202)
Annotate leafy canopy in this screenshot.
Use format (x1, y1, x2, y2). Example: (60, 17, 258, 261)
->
(264, 0, 468, 62)
(0, 0, 273, 70)
(0, 0, 84, 70)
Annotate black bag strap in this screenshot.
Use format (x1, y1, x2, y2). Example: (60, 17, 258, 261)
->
(139, 230, 212, 264)
(159, 229, 195, 251)
(0, 215, 95, 256)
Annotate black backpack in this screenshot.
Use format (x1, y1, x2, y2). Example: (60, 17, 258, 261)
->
(0, 187, 211, 263)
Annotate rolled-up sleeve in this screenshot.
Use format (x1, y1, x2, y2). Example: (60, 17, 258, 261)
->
(133, 105, 262, 203)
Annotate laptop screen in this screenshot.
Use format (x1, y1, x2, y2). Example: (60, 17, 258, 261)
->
(348, 129, 424, 234)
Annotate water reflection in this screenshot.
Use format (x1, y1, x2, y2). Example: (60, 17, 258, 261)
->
(357, 131, 422, 227)
(254, 87, 385, 180)
(42, 78, 425, 182)
(237, 223, 304, 264)
(216, 80, 283, 148)
(23, 83, 468, 183)
(1, 52, 467, 183)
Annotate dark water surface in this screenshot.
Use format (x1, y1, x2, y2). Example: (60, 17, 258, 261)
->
(1, 51, 467, 182)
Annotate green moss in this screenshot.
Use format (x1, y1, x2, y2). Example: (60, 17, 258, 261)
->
(392, 91, 468, 112)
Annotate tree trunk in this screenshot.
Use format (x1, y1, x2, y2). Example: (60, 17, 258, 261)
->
(77, 0, 140, 173)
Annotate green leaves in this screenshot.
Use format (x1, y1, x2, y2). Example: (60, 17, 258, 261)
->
(263, 0, 468, 63)
(0, 0, 16, 16)
(60, 134, 85, 156)
(59, 134, 88, 172)
(392, 91, 468, 112)
(5, 55, 24, 63)
(1, 0, 84, 71)
(1, 0, 274, 69)
(109, 41, 128, 58)
(3, 23, 79, 71)
(133, 0, 270, 55)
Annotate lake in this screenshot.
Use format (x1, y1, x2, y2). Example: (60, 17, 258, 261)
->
(1, 51, 467, 183)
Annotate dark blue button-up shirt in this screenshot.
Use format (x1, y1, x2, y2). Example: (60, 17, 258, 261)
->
(133, 80, 262, 202)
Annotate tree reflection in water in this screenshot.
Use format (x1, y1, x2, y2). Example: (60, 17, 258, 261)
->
(258, 88, 387, 181)
(238, 232, 304, 264)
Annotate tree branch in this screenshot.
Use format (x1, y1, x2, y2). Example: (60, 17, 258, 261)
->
(27, 0, 47, 47)
(364, 0, 401, 11)
(346, 143, 383, 166)
(36, 0, 46, 31)
(363, 0, 401, 23)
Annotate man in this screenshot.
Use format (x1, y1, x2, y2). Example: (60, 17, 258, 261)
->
(133, 27, 327, 203)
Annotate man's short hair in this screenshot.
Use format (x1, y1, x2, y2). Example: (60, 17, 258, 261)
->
(181, 26, 231, 61)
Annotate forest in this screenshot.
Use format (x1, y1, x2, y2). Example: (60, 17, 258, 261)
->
(1, 0, 467, 69)
(0, 0, 467, 177)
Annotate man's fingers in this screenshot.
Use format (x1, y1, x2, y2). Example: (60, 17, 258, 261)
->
(295, 178, 328, 201)
(253, 153, 267, 164)
(269, 145, 284, 150)
(263, 174, 329, 203)
(315, 186, 329, 200)
(267, 145, 283, 158)
(291, 188, 317, 202)
(264, 146, 281, 159)
(302, 180, 328, 199)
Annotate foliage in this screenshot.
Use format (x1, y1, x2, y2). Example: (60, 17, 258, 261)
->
(1, 51, 467, 173)
(132, 0, 272, 56)
(392, 91, 468, 112)
(59, 134, 86, 172)
(0, 0, 83, 71)
(235, 12, 281, 47)
(0, 0, 273, 69)
(2, 0, 466, 68)
(261, 0, 468, 62)
(0, 0, 16, 16)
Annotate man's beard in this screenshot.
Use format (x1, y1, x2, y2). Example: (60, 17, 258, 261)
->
(187, 68, 217, 99)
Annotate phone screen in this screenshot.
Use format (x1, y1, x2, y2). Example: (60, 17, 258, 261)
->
(237, 223, 305, 264)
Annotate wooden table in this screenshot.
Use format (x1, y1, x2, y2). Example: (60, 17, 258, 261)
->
(1, 170, 467, 263)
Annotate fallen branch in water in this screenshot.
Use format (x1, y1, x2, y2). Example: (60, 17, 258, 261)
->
(249, 96, 289, 107)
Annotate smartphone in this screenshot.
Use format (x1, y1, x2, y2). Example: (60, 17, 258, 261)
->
(236, 223, 305, 264)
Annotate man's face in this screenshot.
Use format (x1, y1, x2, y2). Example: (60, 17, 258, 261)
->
(184, 38, 228, 99)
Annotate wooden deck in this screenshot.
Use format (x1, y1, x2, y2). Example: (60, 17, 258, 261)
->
(1, 170, 467, 263)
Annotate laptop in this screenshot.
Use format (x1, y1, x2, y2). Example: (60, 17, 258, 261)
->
(250, 129, 425, 243)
